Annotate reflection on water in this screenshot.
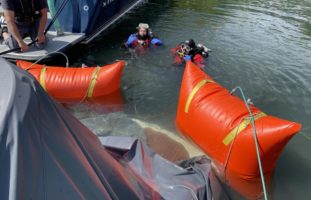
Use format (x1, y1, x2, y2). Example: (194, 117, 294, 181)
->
(68, 0, 311, 199)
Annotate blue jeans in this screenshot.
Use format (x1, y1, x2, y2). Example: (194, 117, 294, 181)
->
(4, 19, 48, 50)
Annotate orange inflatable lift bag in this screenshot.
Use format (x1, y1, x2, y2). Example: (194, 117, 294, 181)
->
(16, 60, 125, 103)
(176, 61, 301, 198)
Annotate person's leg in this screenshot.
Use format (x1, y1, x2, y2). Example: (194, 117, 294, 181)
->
(1, 26, 9, 40)
(0, 15, 7, 37)
(0, 15, 8, 39)
(0, 16, 18, 49)
(3, 34, 20, 49)
(30, 19, 48, 49)
(3, 24, 29, 50)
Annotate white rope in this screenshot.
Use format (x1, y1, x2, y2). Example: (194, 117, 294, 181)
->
(230, 86, 268, 200)
(25, 51, 69, 71)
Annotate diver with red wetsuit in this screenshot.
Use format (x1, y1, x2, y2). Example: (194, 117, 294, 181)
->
(125, 23, 163, 48)
(172, 39, 211, 68)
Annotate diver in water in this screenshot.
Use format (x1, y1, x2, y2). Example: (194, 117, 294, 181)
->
(124, 23, 163, 48)
(172, 39, 211, 68)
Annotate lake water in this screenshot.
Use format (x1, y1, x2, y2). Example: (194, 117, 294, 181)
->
(68, 0, 311, 199)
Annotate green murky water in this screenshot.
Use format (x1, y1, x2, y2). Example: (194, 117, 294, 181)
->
(69, 0, 311, 199)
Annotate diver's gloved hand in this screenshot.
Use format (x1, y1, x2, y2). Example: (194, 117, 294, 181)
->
(126, 34, 137, 46)
(151, 38, 163, 46)
(184, 55, 192, 61)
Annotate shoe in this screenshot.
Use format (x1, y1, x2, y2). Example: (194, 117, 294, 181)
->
(0, 15, 7, 25)
(0, 26, 8, 39)
(0, 15, 8, 39)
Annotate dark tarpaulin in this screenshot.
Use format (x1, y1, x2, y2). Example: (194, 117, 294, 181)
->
(0, 58, 229, 200)
(98, 137, 230, 200)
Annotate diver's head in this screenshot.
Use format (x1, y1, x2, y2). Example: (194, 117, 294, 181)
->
(184, 39, 196, 49)
(137, 23, 149, 38)
(179, 43, 191, 55)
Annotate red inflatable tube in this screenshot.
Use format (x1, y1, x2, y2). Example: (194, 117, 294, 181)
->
(16, 60, 125, 103)
(176, 61, 301, 198)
